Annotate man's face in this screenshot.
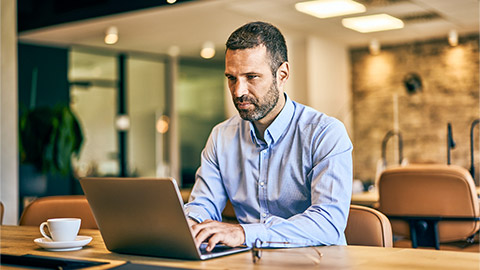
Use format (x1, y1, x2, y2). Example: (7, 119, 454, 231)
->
(224, 46, 279, 122)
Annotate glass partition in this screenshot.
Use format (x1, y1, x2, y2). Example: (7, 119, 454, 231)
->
(69, 49, 226, 188)
(69, 49, 119, 177)
(178, 60, 226, 187)
(127, 56, 167, 177)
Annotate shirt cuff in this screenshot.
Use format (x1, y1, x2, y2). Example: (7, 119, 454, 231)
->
(184, 204, 211, 223)
(187, 213, 203, 224)
(240, 223, 269, 247)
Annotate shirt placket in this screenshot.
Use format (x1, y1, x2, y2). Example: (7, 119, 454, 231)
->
(258, 147, 269, 223)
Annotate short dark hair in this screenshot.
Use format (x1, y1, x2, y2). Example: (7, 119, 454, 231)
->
(226, 21, 288, 75)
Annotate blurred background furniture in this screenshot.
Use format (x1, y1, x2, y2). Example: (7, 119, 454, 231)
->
(351, 191, 379, 208)
(19, 195, 98, 229)
(345, 204, 393, 247)
(378, 164, 479, 251)
(0, 201, 4, 225)
(470, 118, 479, 185)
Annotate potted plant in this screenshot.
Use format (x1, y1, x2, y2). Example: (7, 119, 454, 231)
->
(19, 105, 84, 176)
(19, 68, 84, 195)
(19, 68, 83, 186)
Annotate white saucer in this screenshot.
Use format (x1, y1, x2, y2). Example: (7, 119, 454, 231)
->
(34, 235, 92, 251)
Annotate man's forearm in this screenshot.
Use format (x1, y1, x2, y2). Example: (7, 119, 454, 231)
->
(240, 203, 348, 247)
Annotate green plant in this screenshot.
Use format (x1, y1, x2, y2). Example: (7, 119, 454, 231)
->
(19, 105, 84, 175)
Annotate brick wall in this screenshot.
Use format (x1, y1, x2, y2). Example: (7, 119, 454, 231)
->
(350, 34, 480, 184)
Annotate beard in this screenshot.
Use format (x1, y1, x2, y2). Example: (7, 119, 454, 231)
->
(233, 80, 279, 122)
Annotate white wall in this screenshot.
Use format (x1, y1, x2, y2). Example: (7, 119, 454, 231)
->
(285, 34, 308, 106)
(284, 33, 352, 134)
(1, 0, 19, 225)
(306, 36, 352, 134)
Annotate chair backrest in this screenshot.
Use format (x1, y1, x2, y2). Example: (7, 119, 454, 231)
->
(378, 164, 480, 242)
(19, 195, 98, 229)
(345, 204, 393, 247)
(0, 201, 4, 225)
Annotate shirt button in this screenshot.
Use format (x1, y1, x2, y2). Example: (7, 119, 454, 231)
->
(259, 181, 265, 186)
(262, 213, 267, 218)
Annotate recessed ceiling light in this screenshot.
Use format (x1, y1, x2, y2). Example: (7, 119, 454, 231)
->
(104, 26, 118, 45)
(200, 41, 215, 59)
(342, 14, 404, 33)
(295, 0, 366, 19)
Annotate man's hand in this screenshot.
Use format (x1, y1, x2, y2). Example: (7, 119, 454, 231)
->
(190, 219, 245, 252)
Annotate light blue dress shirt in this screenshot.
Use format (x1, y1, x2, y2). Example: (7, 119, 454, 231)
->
(184, 94, 353, 247)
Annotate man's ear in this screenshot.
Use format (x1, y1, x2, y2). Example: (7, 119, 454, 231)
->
(276, 62, 290, 86)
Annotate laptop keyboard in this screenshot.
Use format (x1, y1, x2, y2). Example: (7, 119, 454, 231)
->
(199, 243, 234, 254)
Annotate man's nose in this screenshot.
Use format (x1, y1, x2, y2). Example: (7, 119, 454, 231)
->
(232, 79, 248, 97)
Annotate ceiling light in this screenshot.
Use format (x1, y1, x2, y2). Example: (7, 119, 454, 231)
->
(295, 0, 366, 19)
(167, 0, 177, 3)
(369, 39, 381, 55)
(200, 41, 215, 59)
(448, 29, 458, 47)
(342, 14, 404, 33)
(104, 26, 118, 45)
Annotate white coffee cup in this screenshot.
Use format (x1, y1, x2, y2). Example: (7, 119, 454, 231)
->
(39, 218, 81, 242)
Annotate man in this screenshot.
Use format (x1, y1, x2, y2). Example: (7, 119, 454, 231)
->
(184, 21, 352, 252)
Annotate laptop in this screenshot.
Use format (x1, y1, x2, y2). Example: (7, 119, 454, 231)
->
(79, 177, 250, 260)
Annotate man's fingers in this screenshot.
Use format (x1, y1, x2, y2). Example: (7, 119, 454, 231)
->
(190, 219, 211, 240)
(190, 220, 245, 250)
(207, 233, 224, 252)
(194, 223, 216, 247)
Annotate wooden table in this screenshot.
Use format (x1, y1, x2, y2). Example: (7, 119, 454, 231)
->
(1, 226, 479, 270)
(351, 191, 379, 207)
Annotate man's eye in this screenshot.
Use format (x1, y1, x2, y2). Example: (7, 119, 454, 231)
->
(247, 75, 258, 79)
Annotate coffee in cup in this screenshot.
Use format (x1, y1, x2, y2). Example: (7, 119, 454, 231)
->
(39, 218, 81, 242)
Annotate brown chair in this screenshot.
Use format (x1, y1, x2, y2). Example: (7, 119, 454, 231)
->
(378, 164, 480, 250)
(0, 201, 4, 225)
(345, 204, 393, 247)
(19, 195, 98, 229)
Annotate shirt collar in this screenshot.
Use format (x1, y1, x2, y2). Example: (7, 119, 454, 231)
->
(248, 93, 295, 146)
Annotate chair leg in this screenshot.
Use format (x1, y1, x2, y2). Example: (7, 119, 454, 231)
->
(409, 220, 440, 249)
(432, 221, 440, 250)
(409, 220, 418, 248)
